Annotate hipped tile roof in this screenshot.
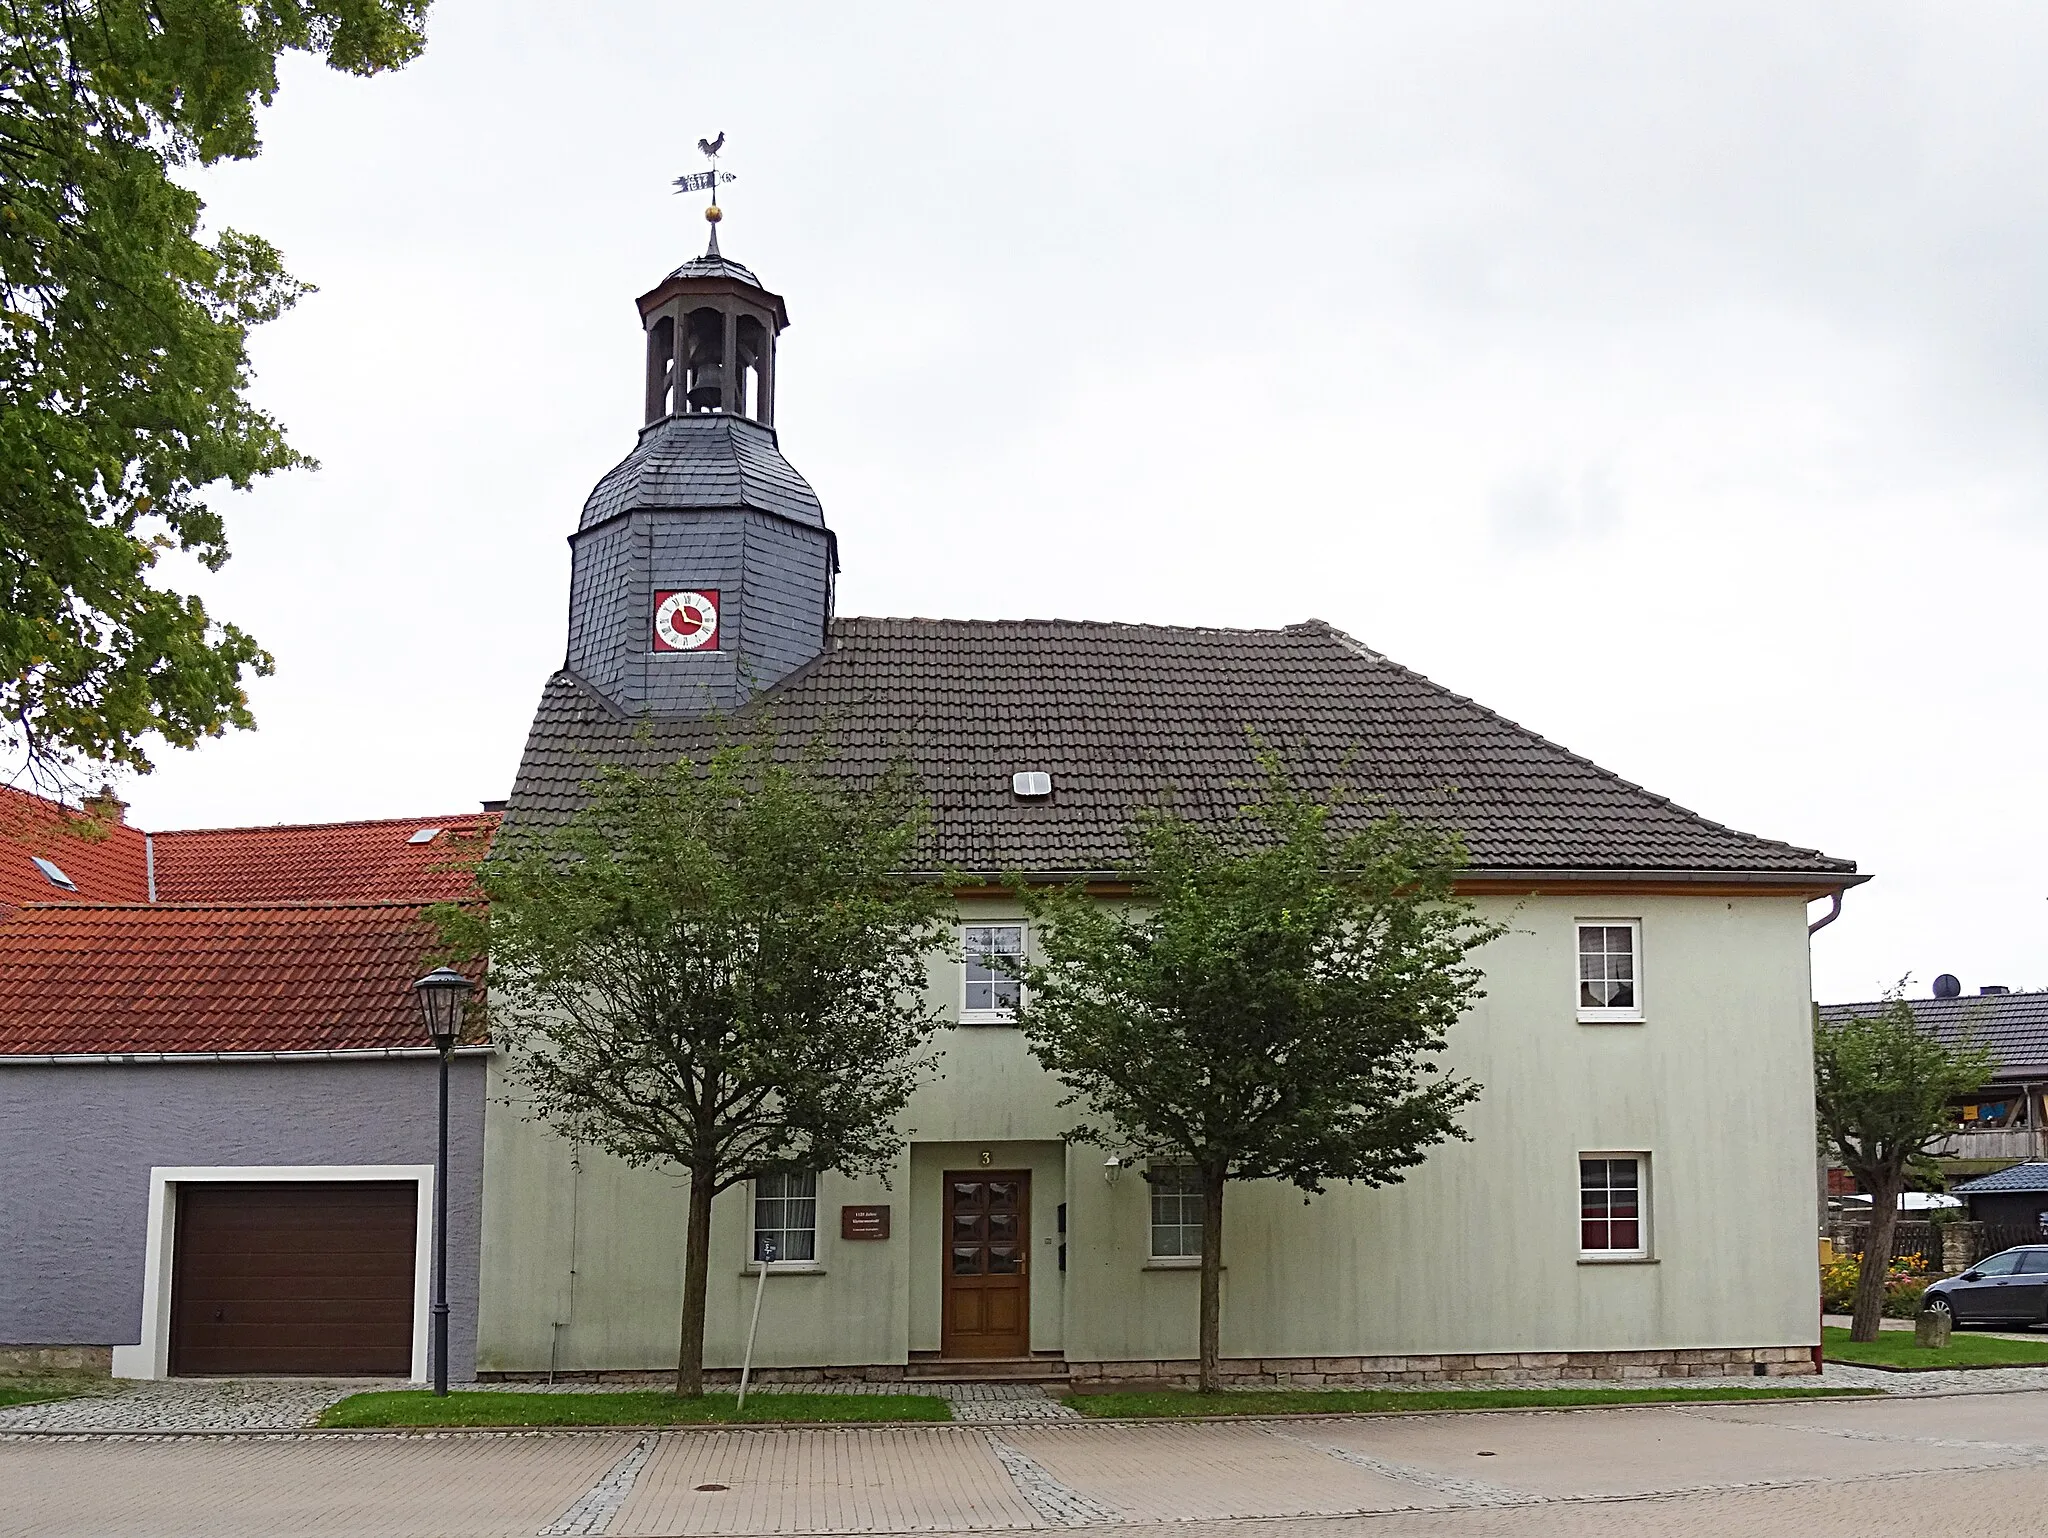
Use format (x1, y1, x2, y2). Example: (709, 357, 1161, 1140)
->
(0, 786, 149, 904)
(0, 902, 480, 1056)
(1819, 992, 2048, 1078)
(509, 617, 1856, 883)
(152, 814, 499, 903)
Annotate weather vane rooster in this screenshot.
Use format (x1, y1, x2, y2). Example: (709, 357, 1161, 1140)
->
(673, 133, 736, 252)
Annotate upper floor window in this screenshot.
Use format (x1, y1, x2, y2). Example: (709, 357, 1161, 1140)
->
(753, 1170, 818, 1264)
(1149, 1165, 1204, 1259)
(1580, 1155, 1648, 1258)
(1577, 920, 1642, 1022)
(962, 923, 1025, 1021)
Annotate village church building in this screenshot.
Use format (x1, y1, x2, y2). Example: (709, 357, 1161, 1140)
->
(475, 210, 1860, 1387)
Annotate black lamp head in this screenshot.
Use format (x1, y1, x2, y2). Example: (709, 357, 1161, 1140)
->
(412, 966, 474, 1051)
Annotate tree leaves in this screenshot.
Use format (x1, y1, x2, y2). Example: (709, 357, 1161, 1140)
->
(442, 735, 952, 1195)
(0, 1, 430, 790)
(1014, 751, 1501, 1194)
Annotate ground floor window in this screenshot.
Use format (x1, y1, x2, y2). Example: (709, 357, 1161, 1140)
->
(1149, 1165, 1204, 1258)
(753, 1170, 818, 1263)
(1580, 1155, 1647, 1257)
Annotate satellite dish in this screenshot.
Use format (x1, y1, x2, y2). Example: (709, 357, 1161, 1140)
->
(1933, 974, 1962, 999)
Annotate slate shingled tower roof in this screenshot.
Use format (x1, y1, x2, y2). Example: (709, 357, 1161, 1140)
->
(511, 617, 1856, 886)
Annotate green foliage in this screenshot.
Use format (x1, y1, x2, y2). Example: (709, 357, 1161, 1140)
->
(319, 1390, 951, 1427)
(1814, 992, 1995, 1341)
(1063, 1386, 1873, 1418)
(1013, 751, 1502, 1389)
(437, 733, 950, 1392)
(444, 741, 948, 1183)
(1815, 996, 1994, 1188)
(1015, 753, 1499, 1192)
(0, 0, 431, 787)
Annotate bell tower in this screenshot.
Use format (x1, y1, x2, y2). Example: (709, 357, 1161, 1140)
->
(563, 145, 836, 719)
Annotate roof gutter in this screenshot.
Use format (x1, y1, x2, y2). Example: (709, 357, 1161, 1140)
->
(937, 867, 1869, 891)
(0, 1045, 495, 1067)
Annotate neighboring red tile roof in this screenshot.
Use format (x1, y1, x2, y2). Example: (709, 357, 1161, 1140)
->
(0, 785, 149, 905)
(0, 902, 483, 1055)
(151, 814, 500, 902)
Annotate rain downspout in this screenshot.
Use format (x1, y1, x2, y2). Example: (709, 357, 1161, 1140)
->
(1808, 891, 1843, 935)
(549, 1147, 582, 1384)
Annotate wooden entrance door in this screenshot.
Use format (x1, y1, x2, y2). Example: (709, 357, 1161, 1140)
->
(942, 1171, 1030, 1358)
(169, 1181, 417, 1376)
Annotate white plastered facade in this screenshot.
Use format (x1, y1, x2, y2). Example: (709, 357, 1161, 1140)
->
(475, 892, 1823, 1374)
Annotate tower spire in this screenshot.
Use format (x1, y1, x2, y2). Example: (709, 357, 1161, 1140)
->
(674, 132, 734, 259)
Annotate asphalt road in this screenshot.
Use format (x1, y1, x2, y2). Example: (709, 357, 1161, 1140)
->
(6, 1390, 2048, 1537)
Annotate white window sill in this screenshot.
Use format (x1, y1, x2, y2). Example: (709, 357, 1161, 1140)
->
(957, 1012, 1019, 1026)
(1577, 1011, 1644, 1025)
(740, 1263, 828, 1276)
(1143, 1258, 1217, 1271)
(1578, 1254, 1657, 1266)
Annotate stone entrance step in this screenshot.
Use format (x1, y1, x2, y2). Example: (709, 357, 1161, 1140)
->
(904, 1356, 1069, 1383)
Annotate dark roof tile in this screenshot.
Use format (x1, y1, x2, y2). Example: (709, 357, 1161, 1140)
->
(507, 617, 1855, 881)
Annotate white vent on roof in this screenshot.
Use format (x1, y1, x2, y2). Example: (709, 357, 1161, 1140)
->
(31, 855, 77, 891)
(407, 827, 443, 845)
(1011, 772, 1053, 800)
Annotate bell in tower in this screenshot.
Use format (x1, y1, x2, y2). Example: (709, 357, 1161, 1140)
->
(563, 142, 835, 720)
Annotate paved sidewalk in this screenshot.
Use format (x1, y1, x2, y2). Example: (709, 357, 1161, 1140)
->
(3, 1391, 2046, 1537)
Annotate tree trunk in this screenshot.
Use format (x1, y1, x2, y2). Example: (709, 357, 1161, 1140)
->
(675, 1168, 716, 1396)
(1851, 1176, 1902, 1343)
(1198, 1172, 1225, 1394)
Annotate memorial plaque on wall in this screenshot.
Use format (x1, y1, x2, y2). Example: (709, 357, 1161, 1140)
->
(841, 1204, 891, 1240)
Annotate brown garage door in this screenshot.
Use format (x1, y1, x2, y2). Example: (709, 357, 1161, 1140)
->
(169, 1181, 417, 1376)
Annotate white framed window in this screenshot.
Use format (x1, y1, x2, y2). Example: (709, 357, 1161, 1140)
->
(961, 923, 1025, 1022)
(752, 1170, 818, 1264)
(1148, 1165, 1204, 1259)
(1579, 1154, 1649, 1259)
(1576, 920, 1643, 1022)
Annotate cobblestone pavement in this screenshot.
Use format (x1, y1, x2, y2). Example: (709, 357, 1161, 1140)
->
(4, 1392, 2047, 1536)
(0, 1376, 1077, 1433)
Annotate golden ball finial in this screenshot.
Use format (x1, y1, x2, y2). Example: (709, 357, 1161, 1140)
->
(705, 204, 722, 224)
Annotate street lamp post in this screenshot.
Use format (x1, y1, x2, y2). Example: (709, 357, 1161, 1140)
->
(413, 966, 473, 1397)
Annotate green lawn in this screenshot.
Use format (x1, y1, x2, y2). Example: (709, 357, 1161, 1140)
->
(1822, 1325, 2048, 1370)
(319, 1390, 951, 1428)
(1064, 1385, 1876, 1418)
(0, 1386, 75, 1410)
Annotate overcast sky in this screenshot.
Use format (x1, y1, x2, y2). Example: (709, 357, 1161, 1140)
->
(117, 1, 2045, 1004)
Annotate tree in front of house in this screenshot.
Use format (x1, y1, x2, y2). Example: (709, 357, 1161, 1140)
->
(438, 741, 950, 1395)
(1814, 994, 1994, 1343)
(2, 0, 431, 792)
(1012, 755, 1503, 1392)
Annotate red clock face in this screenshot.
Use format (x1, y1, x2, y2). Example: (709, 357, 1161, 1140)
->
(652, 589, 721, 652)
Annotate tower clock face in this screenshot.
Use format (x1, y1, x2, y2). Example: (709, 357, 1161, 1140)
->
(652, 589, 721, 652)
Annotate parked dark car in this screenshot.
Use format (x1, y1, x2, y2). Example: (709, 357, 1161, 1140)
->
(1922, 1247, 2048, 1326)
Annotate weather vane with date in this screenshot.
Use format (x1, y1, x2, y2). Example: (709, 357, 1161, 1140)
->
(673, 132, 736, 254)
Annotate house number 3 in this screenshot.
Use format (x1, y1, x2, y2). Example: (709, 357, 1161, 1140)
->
(979, 1150, 992, 1166)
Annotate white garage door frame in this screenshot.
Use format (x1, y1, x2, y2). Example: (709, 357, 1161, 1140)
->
(111, 1164, 435, 1382)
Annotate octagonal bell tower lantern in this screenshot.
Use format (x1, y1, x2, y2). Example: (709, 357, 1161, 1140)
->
(563, 135, 837, 718)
